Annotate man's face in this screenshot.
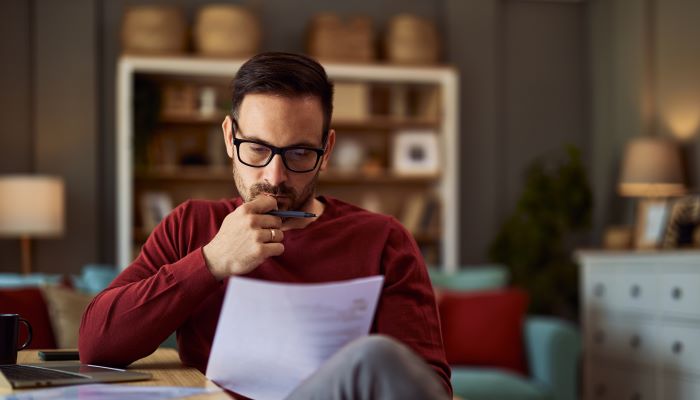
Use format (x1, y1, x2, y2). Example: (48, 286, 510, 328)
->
(222, 93, 335, 211)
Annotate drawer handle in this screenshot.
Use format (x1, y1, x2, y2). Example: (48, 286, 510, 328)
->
(630, 284, 641, 298)
(672, 341, 683, 355)
(594, 283, 605, 297)
(630, 335, 641, 349)
(672, 287, 683, 300)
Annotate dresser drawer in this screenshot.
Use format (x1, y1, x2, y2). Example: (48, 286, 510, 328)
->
(587, 366, 656, 400)
(661, 274, 700, 318)
(660, 324, 700, 375)
(613, 273, 659, 312)
(587, 318, 658, 366)
(585, 273, 658, 314)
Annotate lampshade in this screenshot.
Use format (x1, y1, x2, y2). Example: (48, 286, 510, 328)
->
(0, 175, 65, 237)
(618, 137, 686, 197)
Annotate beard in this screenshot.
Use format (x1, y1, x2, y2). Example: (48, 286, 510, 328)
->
(233, 162, 319, 211)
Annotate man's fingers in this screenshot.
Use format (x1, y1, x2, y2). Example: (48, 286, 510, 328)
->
(244, 195, 278, 214)
(251, 214, 283, 229)
(262, 242, 284, 257)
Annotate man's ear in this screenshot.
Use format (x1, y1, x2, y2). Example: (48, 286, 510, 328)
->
(222, 116, 234, 159)
(319, 129, 336, 171)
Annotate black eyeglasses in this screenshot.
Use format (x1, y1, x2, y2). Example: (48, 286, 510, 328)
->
(233, 138, 326, 173)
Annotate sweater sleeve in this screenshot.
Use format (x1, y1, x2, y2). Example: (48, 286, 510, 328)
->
(374, 220, 452, 397)
(78, 202, 221, 367)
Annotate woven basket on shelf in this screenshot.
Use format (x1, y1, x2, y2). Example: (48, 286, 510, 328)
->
(193, 5, 261, 58)
(306, 13, 375, 63)
(385, 14, 440, 65)
(121, 5, 187, 55)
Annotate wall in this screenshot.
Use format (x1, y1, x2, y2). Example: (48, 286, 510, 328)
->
(588, 0, 700, 241)
(0, 0, 99, 273)
(0, 0, 589, 271)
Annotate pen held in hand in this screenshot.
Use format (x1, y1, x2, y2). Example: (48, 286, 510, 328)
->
(265, 210, 317, 218)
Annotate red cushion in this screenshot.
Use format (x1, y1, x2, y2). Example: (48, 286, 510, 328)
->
(438, 288, 528, 375)
(0, 288, 57, 349)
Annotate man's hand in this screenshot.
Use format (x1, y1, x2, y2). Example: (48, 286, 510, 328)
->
(203, 196, 285, 280)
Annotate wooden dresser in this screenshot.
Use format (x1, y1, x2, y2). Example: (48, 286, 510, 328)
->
(578, 250, 700, 400)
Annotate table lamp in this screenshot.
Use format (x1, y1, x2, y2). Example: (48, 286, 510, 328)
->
(619, 136, 685, 197)
(618, 137, 685, 248)
(0, 175, 65, 274)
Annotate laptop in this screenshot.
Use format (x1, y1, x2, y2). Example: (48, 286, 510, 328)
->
(0, 362, 151, 389)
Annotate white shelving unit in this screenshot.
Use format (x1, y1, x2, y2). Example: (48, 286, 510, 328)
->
(116, 55, 460, 271)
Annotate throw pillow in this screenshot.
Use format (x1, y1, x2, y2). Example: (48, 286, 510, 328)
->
(438, 288, 529, 375)
(41, 286, 94, 348)
(0, 287, 57, 349)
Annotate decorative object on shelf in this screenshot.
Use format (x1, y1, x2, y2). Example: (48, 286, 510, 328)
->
(662, 194, 700, 248)
(602, 225, 633, 249)
(489, 146, 592, 318)
(385, 14, 440, 65)
(333, 82, 370, 120)
(392, 130, 440, 176)
(333, 138, 366, 172)
(193, 5, 260, 58)
(634, 199, 670, 249)
(0, 176, 65, 275)
(121, 6, 187, 55)
(306, 13, 375, 62)
(618, 136, 686, 248)
(198, 87, 218, 117)
(140, 192, 173, 232)
(161, 83, 197, 118)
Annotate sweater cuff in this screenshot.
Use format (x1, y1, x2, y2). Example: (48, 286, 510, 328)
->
(167, 248, 220, 297)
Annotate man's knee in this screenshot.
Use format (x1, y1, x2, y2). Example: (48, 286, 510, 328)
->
(346, 335, 409, 367)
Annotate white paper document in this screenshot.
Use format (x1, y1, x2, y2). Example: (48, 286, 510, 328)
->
(205, 275, 384, 400)
(0, 384, 220, 400)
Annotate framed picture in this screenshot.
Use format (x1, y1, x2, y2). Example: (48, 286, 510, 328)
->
(392, 130, 440, 176)
(140, 192, 174, 231)
(662, 195, 700, 248)
(634, 199, 670, 249)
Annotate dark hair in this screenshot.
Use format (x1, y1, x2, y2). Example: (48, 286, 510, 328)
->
(231, 52, 334, 145)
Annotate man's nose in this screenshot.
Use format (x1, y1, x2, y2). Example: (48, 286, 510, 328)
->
(263, 154, 288, 186)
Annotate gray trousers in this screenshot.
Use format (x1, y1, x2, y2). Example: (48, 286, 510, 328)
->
(285, 335, 450, 400)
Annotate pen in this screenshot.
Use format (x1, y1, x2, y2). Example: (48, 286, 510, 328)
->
(266, 210, 317, 218)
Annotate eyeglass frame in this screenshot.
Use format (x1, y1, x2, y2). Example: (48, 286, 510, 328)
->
(230, 118, 329, 173)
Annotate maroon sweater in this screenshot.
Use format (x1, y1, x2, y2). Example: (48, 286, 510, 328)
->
(79, 196, 451, 395)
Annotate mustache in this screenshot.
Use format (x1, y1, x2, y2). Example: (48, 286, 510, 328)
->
(249, 182, 296, 197)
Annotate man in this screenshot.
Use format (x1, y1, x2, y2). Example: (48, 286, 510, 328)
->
(79, 52, 451, 399)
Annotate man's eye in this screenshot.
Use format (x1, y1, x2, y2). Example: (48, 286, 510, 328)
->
(250, 145, 269, 153)
(289, 149, 311, 157)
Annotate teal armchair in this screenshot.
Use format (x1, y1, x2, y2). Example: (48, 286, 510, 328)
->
(430, 266, 580, 400)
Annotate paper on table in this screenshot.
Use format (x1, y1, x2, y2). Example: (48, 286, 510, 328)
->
(0, 384, 220, 400)
(205, 275, 384, 400)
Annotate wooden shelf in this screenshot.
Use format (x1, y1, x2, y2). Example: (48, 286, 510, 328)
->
(159, 114, 224, 124)
(118, 56, 459, 270)
(134, 167, 438, 185)
(156, 114, 439, 131)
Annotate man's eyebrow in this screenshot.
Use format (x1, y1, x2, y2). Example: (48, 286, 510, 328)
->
(237, 133, 322, 148)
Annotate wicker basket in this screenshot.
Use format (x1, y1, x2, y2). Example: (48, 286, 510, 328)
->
(385, 14, 440, 65)
(193, 5, 261, 58)
(306, 13, 375, 62)
(121, 6, 187, 55)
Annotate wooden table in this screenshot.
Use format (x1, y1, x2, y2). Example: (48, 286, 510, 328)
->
(10, 348, 231, 399)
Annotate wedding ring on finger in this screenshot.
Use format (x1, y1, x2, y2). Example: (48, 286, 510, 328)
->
(270, 229, 276, 241)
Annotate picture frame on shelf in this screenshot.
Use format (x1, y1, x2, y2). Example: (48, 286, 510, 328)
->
(391, 130, 440, 176)
(140, 192, 174, 232)
(662, 195, 700, 248)
(634, 199, 670, 249)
